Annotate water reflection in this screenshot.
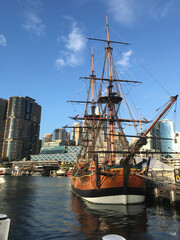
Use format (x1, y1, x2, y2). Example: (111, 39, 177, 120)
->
(0, 176, 180, 240)
(0, 176, 35, 239)
(146, 200, 180, 239)
(0, 176, 5, 184)
(71, 193, 150, 240)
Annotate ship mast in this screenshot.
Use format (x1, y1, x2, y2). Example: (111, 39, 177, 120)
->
(106, 16, 115, 164)
(90, 46, 96, 165)
(91, 46, 95, 115)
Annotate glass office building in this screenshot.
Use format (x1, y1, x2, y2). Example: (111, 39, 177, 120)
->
(2, 96, 41, 162)
(155, 119, 175, 157)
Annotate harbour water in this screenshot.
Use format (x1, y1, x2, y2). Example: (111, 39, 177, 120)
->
(0, 176, 180, 240)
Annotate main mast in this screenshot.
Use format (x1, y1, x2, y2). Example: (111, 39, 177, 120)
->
(106, 16, 115, 164)
(91, 46, 95, 115)
(90, 46, 96, 166)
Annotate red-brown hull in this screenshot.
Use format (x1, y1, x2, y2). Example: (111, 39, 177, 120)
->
(72, 166, 145, 204)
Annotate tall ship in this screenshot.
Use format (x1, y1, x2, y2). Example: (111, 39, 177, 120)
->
(70, 17, 178, 204)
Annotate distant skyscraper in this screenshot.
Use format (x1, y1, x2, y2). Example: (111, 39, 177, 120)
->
(67, 132, 71, 143)
(0, 98, 8, 161)
(153, 119, 175, 157)
(2, 96, 41, 162)
(142, 130, 157, 151)
(73, 123, 82, 146)
(52, 128, 68, 144)
(42, 133, 52, 147)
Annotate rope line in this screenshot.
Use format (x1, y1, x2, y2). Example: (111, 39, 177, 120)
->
(134, 56, 171, 96)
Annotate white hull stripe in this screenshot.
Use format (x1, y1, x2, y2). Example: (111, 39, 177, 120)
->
(82, 194, 145, 205)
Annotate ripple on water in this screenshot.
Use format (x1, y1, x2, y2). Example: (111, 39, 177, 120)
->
(0, 176, 180, 240)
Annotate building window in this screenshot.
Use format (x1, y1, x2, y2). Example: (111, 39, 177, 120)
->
(26, 100, 31, 113)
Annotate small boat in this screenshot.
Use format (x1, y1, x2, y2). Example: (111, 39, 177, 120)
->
(0, 176, 5, 184)
(56, 167, 68, 176)
(70, 17, 177, 204)
(102, 235, 126, 240)
(0, 168, 6, 175)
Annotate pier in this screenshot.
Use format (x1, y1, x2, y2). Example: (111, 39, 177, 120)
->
(136, 168, 180, 206)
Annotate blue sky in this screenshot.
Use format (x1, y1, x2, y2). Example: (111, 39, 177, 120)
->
(0, 0, 180, 139)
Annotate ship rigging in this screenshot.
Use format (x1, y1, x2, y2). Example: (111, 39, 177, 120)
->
(69, 17, 178, 204)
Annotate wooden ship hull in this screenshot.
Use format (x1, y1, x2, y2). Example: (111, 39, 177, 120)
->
(72, 166, 145, 204)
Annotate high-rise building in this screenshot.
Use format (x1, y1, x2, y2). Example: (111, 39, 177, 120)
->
(141, 131, 157, 151)
(42, 133, 52, 147)
(2, 96, 41, 162)
(153, 119, 175, 157)
(0, 98, 8, 161)
(52, 128, 68, 144)
(73, 123, 82, 146)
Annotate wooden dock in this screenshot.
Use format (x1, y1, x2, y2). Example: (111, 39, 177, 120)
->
(136, 169, 180, 206)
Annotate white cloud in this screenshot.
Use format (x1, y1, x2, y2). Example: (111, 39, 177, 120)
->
(55, 20, 86, 68)
(20, 0, 46, 37)
(0, 34, 7, 47)
(103, 0, 179, 26)
(55, 58, 65, 68)
(67, 53, 83, 67)
(22, 12, 46, 37)
(65, 22, 86, 52)
(26, 0, 42, 9)
(149, 1, 176, 20)
(117, 50, 133, 68)
(105, 0, 140, 26)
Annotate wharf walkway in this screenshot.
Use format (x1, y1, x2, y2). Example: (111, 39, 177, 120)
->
(136, 169, 180, 206)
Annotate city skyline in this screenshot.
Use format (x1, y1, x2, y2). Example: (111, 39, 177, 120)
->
(0, 95, 179, 162)
(0, 0, 179, 139)
(43, 119, 180, 150)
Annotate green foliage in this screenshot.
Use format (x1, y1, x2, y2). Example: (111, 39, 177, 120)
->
(0, 162, 11, 168)
(61, 163, 75, 168)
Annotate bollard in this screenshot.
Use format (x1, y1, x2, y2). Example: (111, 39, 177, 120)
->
(170, 190, 176, 206)
(154, 187, 159, 201)
(0, 214, 11, 240)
